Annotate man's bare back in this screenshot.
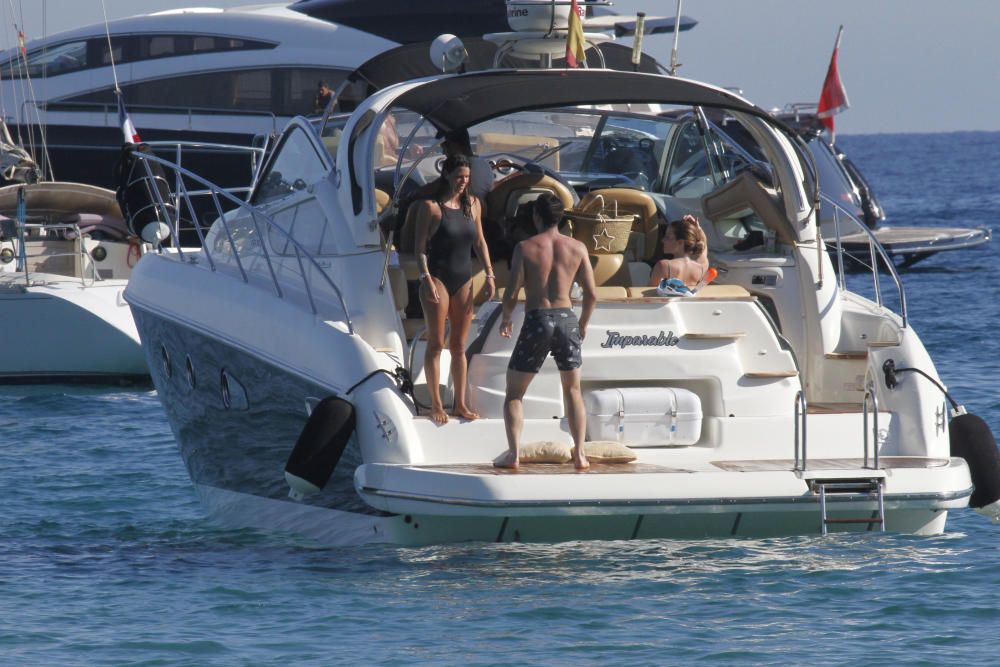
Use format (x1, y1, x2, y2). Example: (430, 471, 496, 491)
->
(518, 232, 591, 311)
(498, 193, 597, 472)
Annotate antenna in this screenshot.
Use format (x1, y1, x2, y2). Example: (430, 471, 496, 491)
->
(429, 34, 467, 73)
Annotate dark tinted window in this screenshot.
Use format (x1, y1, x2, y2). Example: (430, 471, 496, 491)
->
(3, 34, 274, 78)
(61, 68, 354, 116)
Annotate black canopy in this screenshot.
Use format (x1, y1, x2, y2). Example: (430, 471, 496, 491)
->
(387, 69, 773, 134)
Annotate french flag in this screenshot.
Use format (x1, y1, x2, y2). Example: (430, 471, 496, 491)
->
(117, 90, 141, 144)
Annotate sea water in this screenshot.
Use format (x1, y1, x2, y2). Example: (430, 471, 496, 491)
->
(2, 132, 1000, 666)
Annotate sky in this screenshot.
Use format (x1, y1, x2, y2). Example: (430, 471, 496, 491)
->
(4, 0, 999, 135)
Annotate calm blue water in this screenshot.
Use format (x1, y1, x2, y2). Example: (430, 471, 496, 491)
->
(3, 132, 1000, 666)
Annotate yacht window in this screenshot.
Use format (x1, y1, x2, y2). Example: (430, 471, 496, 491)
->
(12, 40, 88, 78)
(192, 36, 216, 52)
(1, 35, 275, 79)
(664, 122, 716, 198)
(58, 68, 351, 116)
(252, 126, 329, 206)
(148, 36, 175, 58)
(806, 139, 864, 226)
(586, 116, 672, 191)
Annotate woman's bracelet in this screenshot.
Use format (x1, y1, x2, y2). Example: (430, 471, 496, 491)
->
(485, 273, 496, 280)
(419, 272, 430, 280)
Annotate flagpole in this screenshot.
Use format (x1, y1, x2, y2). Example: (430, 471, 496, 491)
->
(631, 12, 645, 72)
(669, 0, 683, 75)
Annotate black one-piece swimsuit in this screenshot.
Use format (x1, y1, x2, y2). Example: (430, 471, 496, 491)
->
(427, 202, 476, 296)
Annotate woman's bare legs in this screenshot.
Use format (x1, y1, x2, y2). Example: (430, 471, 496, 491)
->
(448, 280, 478, 420)
(420, 277, 450, 424)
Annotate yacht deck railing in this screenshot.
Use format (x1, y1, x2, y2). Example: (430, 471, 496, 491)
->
(127, 149, 354, 335)
(2, 221, 101, 287)
(821, 192, 908, 328)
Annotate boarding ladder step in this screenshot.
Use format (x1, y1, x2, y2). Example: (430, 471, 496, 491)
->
(811, 478, 886, 535)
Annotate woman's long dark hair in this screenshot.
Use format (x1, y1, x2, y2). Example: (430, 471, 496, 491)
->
(434, 155, 473, 218)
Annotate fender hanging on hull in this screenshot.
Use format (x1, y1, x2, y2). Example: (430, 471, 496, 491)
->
(284, 396, 356, 500)
(950, 412, 1000, 519)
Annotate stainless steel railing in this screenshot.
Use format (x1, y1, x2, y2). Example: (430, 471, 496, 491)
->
(5, 221, 100, 286)
(127, 149, 354, 335)
(793, 389, 808, 471)
(821, 192, 908, 328)
(863, 380, 881, 470)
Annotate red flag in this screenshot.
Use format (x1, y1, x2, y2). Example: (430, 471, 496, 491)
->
(816, 26, 850, 137)
(565, 0, 586, 68)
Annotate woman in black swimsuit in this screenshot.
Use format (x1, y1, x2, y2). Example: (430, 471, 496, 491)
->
(414, 155, 496, 424)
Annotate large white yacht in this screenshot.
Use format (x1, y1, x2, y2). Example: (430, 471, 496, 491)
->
(121, 45, 1000, 543)
(2, 1, 691, 192)
(0, 4, 397, 190)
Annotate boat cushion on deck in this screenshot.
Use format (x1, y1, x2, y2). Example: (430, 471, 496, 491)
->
(494, 441, 571, 465)
(584, 441, 637, 463)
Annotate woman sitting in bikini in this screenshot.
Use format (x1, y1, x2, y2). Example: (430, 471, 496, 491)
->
(649, 214, 709, 287)
(414, 155, 496, 424)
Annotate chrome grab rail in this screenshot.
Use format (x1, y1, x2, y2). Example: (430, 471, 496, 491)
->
(6, 217, 99, 287)
(863, 380, 880, 470)
(127, 149, 355, 335)
(793, 389, 808, 471)
(822, 193, 908, 328)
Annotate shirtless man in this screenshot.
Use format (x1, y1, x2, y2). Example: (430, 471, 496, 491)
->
(496, 193, 597, 471)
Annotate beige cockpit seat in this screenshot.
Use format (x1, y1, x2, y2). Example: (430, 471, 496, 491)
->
(589, 253, 631, 287)
(374, 189, 390, 215)
(485, 171, 576, 262)
(577, 188, 663, 262)
(486, 172, 575, 228)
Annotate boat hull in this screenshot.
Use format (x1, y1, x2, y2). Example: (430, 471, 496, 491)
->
(0, 279, 146, 382)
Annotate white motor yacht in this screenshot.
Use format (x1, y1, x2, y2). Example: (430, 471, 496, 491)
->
(0, 181, 146, 382)
(122, 56, 1000, 544)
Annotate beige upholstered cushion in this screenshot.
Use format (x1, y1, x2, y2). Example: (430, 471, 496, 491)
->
(493, 441, 572, 465)
(584, 441, 637, 463)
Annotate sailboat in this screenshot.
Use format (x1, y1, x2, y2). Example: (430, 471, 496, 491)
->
(0, 16, 149, 381)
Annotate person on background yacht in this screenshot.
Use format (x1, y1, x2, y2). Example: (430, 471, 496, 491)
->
(313, 81, 333, 114)
(648, 215, 709, 286)
(415, 155, 496, 424)
(497, 193, 597, 471)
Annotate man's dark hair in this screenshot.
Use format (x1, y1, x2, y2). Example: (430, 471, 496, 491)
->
(533, 192, 564, 229)
(440, 128, 472, 155)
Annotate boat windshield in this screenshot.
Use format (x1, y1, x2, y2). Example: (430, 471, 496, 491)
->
(369, 105, 768, 205)
(252, 125, 330, 206)
(804, 137, 865, 228)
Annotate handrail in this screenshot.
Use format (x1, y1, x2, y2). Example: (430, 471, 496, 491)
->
(127, 149, 355, 335)
(29, 99, 281, 133)
(863, 380, 880, 470)
(821, 192, 908, 328)
(794, 389, 808, 471)
(8, 221, 99, 286)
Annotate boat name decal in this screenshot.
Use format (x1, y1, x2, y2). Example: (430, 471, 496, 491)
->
(601, 330, 680, 349)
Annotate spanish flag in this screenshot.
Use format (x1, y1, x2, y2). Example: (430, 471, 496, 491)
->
(565, 0, 586, 68)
